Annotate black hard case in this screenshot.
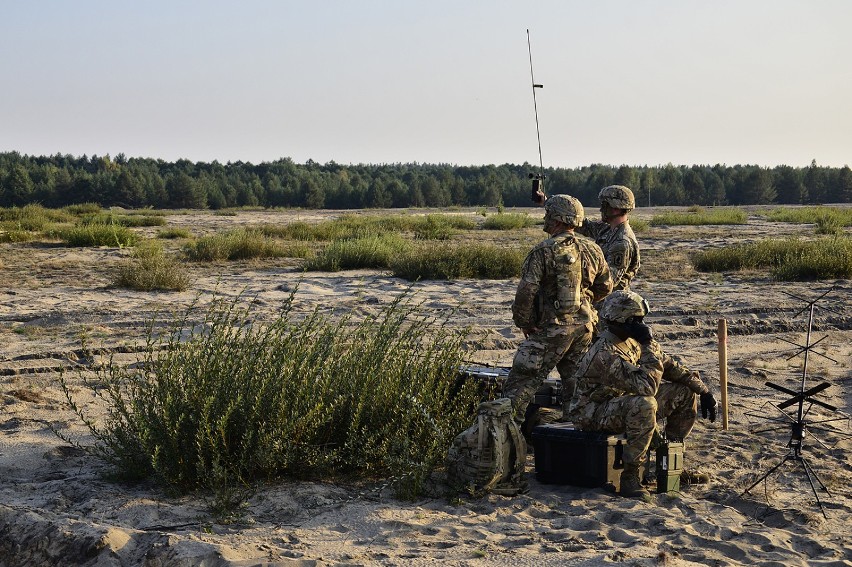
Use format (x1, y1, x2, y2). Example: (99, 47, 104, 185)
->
(531, 422, 637, 492)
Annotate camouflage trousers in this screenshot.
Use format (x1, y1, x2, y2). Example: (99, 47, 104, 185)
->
(579, 382, 697, 466)
(502, 322, 594, 425)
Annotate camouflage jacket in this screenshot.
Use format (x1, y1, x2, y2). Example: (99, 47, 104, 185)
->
(567, 330, 709, 425)
(511, 230, 612, 330)
(577, 220, 640, 291)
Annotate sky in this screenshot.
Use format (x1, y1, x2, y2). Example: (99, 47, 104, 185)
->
(1, 1, 850, 169)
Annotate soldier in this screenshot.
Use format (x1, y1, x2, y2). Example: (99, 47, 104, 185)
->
(566, 290, 718, 498)
(502, 195, 612, 436)
(577, 185, 640, 291)
(535, 184, 640, 291)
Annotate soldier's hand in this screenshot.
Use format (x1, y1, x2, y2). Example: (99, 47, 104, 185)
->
(624, 321, 653, 344)
(532, 189, 546, 205)
(700, 392, 718, 422)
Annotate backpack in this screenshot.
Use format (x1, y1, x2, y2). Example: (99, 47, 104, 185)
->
(445, 398, 527, 497)
(551, 235, 583, 317)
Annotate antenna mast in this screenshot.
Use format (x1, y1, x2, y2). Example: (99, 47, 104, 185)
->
(526, 29, 546, 202)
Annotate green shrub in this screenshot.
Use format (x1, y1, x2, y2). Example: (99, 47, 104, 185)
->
(0, 225, 37, 243)
(650, 208, 748, 226)
(629, 219, 649, 233)
(80, 213, 167, 227)
(424, 214, 476, 230)
(815, 215, 843, 235)
(184, 228, 289, 261)
(111, 241, 191, 291)
(260, 218, 382, 241)
(157, 227, 193, 239)
(263, 214, 475, 242)
(690, 236, 852, 280)
(56, 223, 139, 247)
(413, 215, 458, 240)
(391, 242, 526, 280)
(0, 204, 74, 230)
(304, 233, 411, 271)
(62, 203, 102, 215)
(58, 292, 480, 511)
(763, 206, 852, 227)
(481, 212, 536, 230)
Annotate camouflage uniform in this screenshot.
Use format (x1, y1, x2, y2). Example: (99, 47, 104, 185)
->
(566, 330, 710, 467)
(577, 220, 640, 291)
(502, 230, 612, 424)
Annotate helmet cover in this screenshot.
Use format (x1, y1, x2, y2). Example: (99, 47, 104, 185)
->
(599, 185, 636, 211)
(599, 290, 650, 323)
(544, 194, 585, 227)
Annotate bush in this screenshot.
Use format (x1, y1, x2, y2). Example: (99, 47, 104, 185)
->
(56, 222, 139, 247)
(413, 215, 458, 240)
(184, 228, 293, 261)
(763, 206, 852, 227)
(391, 242, 526, 280)
(0, 204, 74, 230)
(815, 215, 843, 235)
(58, 292, 481, 511)
(111, 241, 190, 291)
(262, 214, 476, 242)
(62, 203, 102, 215)
(304, 233, 411, 271)
(650, 208, 748, 226)
(481, 212, 536, 230)
(80, 213, 167, 227)
(629, 219, 649, 233)
(157, 227, 193, 239)
(690, 236, 852, 280)
(0, 226, 38, 243)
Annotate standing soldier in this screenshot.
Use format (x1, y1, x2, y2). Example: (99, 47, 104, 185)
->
(503, 195, 612, 434)
(535, 184, 640, 291)
(578, 185, 641, 291)
(566, 290, 718, 498)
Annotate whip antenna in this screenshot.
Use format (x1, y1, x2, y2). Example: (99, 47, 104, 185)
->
(526, 29, 546, 201)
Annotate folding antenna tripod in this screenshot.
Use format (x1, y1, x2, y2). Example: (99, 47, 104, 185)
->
(742, 286, 849, 519)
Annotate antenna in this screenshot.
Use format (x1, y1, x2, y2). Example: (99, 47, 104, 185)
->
(526, 29, 546, 203)
(741, 286, 850, 519)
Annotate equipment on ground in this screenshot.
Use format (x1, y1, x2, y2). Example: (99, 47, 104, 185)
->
(445, 398, 527, 497)
(741, 286, 850, 519)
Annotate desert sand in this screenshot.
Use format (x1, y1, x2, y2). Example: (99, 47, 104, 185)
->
(1, 207, 850, 566)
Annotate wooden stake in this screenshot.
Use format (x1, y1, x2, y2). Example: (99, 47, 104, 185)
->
(718, 318, 729, 430)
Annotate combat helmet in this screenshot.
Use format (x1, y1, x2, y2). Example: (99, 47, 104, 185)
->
(599, 290, 649, 323)
(544, 194, 584, 227)
(599, 185, 635, 211)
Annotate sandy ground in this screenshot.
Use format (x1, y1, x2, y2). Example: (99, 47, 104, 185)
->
(1, 207, 851, 566)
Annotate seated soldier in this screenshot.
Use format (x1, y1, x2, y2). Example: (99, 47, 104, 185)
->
(565, 290, 717, 498)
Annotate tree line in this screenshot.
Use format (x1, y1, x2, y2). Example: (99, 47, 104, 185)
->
(1, 152, 850, 210)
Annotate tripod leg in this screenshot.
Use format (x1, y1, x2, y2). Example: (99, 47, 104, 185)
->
(741, 456, 790, 496)
(797, 457, 829, 519)
(799, 456, 831, 495)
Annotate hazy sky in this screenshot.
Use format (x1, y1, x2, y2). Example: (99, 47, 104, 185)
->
(1, 1, 850, 168)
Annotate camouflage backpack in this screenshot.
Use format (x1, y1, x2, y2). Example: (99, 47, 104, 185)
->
(445, 398, 527, 497)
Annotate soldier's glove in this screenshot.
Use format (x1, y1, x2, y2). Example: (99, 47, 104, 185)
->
(623, 321, 653, 344)
(699, 392, 718, 423)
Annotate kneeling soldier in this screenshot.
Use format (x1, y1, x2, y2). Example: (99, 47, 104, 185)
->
(566, 290, 717, 498)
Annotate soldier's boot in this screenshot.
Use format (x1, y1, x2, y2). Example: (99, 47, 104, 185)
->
(619, 465, 649, 498)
